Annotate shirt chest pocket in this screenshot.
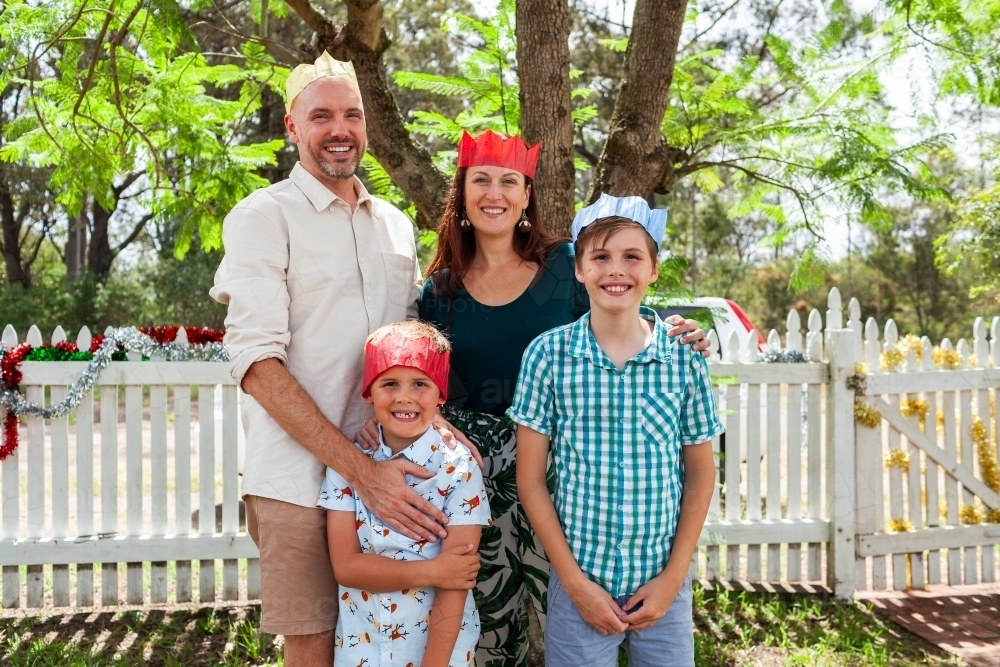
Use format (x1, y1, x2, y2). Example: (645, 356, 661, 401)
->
(382, 252, 414, 307)
(641, 392, 683, 446)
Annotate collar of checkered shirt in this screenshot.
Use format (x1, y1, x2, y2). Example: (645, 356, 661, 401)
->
(566, 305, 672, 370)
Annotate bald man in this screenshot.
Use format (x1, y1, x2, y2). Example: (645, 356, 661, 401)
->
(211, 54, 470, 666)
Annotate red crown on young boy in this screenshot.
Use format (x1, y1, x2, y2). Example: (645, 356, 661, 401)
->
(457, 130, 540, 179)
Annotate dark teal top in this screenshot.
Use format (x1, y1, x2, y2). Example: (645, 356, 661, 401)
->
(419, 242, 590, 416)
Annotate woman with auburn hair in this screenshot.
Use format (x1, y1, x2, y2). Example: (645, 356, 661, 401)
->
(363, 130, 709, 665)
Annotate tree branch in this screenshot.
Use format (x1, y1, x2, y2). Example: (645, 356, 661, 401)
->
(113, 171, 144, 199)
(72, 8, 115, 119)
(284, 0, 332, 35)
(574, 143, 599, 167)
(114, 212, 154, 255)
(586, 0, 688, 203)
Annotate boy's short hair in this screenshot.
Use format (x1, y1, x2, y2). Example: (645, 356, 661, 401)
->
(574, 215, 659, 265)
(366, 320, 451, 352)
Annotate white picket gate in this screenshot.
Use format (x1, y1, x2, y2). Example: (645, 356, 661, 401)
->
(0, 286, 998, 609)
(852, 317, 1000, 591)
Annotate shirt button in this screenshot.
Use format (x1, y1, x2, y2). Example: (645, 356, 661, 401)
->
(619, 461, 625, 468)
(619, 418, 625, 424)
(618, 504, 624, 510)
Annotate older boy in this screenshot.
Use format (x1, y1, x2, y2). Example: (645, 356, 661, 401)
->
(510, 194, 724, 666)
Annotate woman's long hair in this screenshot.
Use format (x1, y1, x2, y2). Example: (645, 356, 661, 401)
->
(425, 167, 566, 298)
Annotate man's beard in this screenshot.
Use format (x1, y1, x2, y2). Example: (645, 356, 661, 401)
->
(310, 137, 365, 180)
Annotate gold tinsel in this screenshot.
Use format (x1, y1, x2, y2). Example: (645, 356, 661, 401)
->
(971, 416, 1000, 493)
(936, 408, 945, 432)
(960, 505, 984, 525)
(888, 518, 914, 532)
(855, 400, 882, 428)
(932, 346, 962, 370)
(884, 449, 910, 470)
(854, 361, 870, 375)
(900, 334, 923, 360)
(969, 416, 1000, 524)
(880, 347, 904, 372)
(900, 397, 929, 431)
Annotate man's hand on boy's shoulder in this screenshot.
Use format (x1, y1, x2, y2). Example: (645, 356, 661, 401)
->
(620, 572, 685, 631)
(350, 455, 448, 542)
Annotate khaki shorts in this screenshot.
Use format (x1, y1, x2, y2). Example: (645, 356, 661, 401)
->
(245, 494, 339, 636)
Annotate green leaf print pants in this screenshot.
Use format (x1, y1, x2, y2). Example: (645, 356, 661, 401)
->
(442, 406, 554, 667)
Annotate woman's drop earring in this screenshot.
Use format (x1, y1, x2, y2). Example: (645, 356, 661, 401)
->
(518, 210, 531, 231)
(460, 210, 471, 228)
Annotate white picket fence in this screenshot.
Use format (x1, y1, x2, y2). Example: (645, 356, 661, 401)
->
(0, 324, 257, 609)
(693, 294, 830, 587)
(0, 287, 998, 609)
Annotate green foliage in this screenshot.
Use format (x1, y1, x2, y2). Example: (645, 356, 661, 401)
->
(644, 250, 692, 307)
(360, 153, 414, 219)
(391, 0, 595, 159)
(393, 0, 522, 141)
(0, 0, 288, 257)
(661, 26, 951, 289)
(882, 0, 1000, 106)
(942, 181, 1000, 297)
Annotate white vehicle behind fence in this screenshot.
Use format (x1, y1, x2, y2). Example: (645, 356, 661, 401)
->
(654, 296, 766, 354)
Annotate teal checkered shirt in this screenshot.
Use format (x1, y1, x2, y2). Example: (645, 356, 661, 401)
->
(507, 306, 724, 597)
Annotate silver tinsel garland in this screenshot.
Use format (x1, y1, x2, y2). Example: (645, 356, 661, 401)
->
(0, 327, 228, 420)
(759, 347, 811, 363)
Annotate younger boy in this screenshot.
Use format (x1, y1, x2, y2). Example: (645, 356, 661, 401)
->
(319, 320, 492, 667)
(509, 194, 723, 667)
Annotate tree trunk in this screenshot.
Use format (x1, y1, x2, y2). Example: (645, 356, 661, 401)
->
(516, 0, 575, 238)
(86, 199, 116, 279)
(585, 0, 687, 203)
(0, 179, 30, 288)
(66, 209, 87, 283)
(285, 0, 451, 229)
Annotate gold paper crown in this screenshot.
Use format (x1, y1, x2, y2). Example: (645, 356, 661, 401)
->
(285, 52, 360, 113)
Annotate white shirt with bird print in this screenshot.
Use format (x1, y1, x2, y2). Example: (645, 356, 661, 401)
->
(318, 426, 492, 667)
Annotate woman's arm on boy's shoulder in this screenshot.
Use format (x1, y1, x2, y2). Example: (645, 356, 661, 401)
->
(516, 425, 628, 636)
(421, 524, 482, 667)
(621, 441, 715, 630)
(326, 511, 480, 592)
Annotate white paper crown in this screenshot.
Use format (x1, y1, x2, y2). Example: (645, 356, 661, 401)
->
(285, 52, 360, 113)
(571, 193, 668, 245)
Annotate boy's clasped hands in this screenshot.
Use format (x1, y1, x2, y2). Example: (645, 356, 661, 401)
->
(567, 569, 686, 635)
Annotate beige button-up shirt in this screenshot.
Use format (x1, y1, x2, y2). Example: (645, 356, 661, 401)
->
(210, 163, 421, 507)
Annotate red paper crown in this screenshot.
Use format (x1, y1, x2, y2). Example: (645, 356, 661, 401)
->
(362, 330, 450, 403)
(457, 130, 540, 179)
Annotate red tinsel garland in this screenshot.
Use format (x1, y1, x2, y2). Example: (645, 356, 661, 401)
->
(139, 326, 224, 345)
(1, 343, 31, 460)
(0, 327, 224, 460)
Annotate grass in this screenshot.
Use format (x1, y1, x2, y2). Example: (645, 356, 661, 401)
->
(0, 587, 963, 667)
(687, 585, 962, 666)
(0, 605, 281, 666)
